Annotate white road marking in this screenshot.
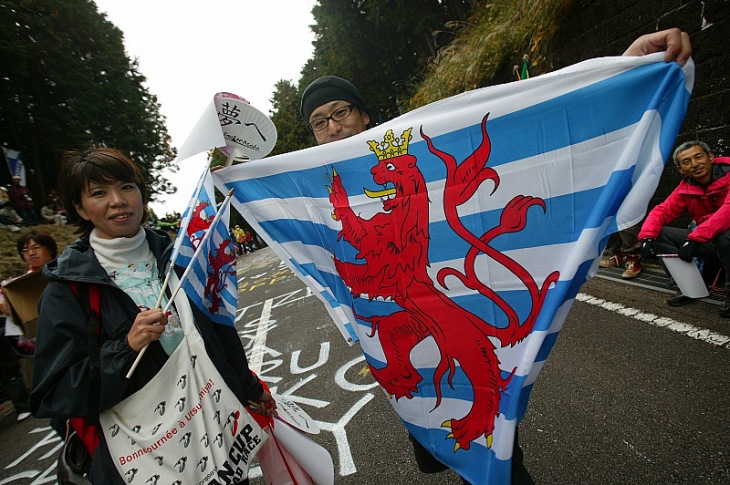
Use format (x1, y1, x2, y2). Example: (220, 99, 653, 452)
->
(315, 393, 375, 476)
(290, 342, 330, 374)
(576, 292, 730, 348)
(249, 298, 273, 374)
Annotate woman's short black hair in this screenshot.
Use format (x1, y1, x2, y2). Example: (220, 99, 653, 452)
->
(59, 147, 148, 237)
(16, 228, 58, 260)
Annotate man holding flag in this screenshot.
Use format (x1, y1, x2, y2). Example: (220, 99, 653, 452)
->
(293, 28, 692, 484)
(299, 73, 535, 485)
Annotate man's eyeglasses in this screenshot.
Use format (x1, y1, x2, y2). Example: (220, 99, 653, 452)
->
(308, 105, 356, 132)
(21, 244, 42, 254)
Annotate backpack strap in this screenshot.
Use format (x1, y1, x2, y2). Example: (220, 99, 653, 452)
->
(68, 282, 102, 455)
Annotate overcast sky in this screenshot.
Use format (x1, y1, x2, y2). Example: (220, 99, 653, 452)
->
(93, 0, 317, 215)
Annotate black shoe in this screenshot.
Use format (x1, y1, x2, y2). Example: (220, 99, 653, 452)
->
(666, 294, 697, 307)
(720, 297, 730, 318)
(511, 463, 535, 485)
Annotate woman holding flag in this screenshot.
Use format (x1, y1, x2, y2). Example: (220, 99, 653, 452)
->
(29, 147, 275, 484)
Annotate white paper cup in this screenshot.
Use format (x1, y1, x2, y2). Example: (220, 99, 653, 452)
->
(659, 255, 710, 298)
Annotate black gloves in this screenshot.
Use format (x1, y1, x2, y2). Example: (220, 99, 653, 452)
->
(678, 240, 700, 262)
(641, 238, 700, 261)
(640, 238, 656, 258)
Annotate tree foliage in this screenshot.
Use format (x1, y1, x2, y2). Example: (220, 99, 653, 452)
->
(306, 0, 466, 122)
(269, 80, 311, 156)
(268, 0, 472, 153)
(0, 0, 176, 203)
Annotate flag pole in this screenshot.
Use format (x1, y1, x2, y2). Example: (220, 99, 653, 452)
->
(126, 188, 234, 379)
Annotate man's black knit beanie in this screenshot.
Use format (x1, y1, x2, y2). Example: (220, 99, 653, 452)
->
(300, 76, 370, 123)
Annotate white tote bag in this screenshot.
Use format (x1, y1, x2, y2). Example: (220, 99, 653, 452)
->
(100, 276, 266, 484)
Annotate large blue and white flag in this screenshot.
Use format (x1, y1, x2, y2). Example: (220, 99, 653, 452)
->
(213, 54, 693, 484)
(180, 194, 238, 327)
(2, 148, 25, 185)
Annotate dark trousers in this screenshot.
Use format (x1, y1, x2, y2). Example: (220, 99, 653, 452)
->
(409, 427, 534, 484)
(0, 336, 30, 414)
(655, 226, 730, 290)
(16, 208, 38, 226)
(606, 223, 641, 254)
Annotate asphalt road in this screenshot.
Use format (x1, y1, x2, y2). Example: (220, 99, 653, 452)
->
(1, 247, 727, 484)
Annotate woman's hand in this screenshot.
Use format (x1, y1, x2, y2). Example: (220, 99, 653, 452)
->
(623, 28, 692, 66)
(127, 308, 167, 352)
(249, 391, 278, 419)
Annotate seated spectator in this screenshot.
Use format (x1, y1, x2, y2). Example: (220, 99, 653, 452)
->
(0, 187, 22, 231)
(639, 141, 730, 315)
(8, 176, 38, 226)
(46, 189, 60, 208)
(599, 223, 643, 279)
(40, 203, 66, 225)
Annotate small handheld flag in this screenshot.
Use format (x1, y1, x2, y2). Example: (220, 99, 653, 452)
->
(179, 192, 238, 327)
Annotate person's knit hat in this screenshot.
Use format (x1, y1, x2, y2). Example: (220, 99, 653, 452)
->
(300, 76, 369, 123)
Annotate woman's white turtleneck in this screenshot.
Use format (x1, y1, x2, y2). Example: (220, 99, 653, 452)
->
(89, 227, 152, 272)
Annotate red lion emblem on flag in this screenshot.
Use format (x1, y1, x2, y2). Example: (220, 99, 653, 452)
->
(186, 201, 212, 250)
(327, 114, 559, 450)
(204, 239, 236, 315)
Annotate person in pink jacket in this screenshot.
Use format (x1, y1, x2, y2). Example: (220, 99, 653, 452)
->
(639, 140, 730, 315)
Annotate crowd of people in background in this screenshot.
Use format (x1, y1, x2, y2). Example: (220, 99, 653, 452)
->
(145, 211, 264, 256)
(151, 211, 181, 232)
(0, 173, 66, 422)
(231, 224, 260, 255)
(0, 180, 66, 232)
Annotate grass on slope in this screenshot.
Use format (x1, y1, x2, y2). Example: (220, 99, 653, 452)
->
(405, 0, 568, 111)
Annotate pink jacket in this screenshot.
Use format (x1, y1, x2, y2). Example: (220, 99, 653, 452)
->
(639, 157, 730, 244)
